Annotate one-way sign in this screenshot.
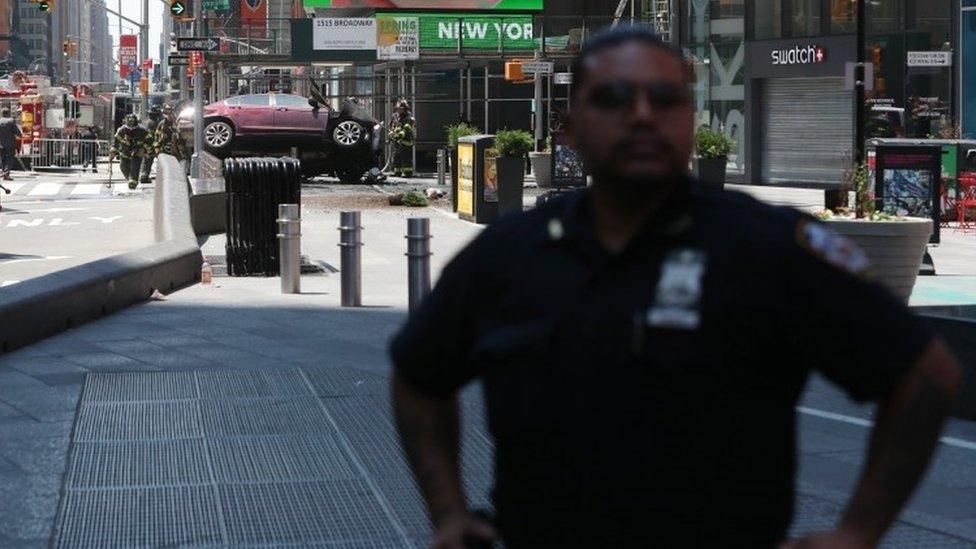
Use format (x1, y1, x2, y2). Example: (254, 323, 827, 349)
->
(177, 37, 220, 52)
(169, 55, 189, 66)
(170, 1, 187, 17)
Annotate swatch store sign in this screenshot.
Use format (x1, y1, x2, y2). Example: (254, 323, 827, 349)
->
(771, 44, 826, 66)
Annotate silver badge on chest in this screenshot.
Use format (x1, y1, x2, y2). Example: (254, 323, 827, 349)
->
(647, 248, 707, 330)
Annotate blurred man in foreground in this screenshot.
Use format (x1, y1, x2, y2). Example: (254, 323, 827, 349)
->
(391, 26, 961, 549)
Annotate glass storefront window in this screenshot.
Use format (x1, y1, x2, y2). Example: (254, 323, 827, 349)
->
(830, 0, 855, 34)
(788, 0, 822, 37)
(752, 0, 782, 39)
(868, 0, 901, 33)
(908, 3, 950, 31)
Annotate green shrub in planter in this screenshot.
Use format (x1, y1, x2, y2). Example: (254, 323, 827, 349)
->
(693, 128, 735, 189)
(446, 123, 481, 150)
(494, 129, 534, 158)
(694, 127, 734, 159)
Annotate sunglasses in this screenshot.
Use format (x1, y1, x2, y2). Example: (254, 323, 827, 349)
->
(585, 81, 691, 113)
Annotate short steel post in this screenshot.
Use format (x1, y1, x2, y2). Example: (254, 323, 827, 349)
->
(406, 218, 432, 312)
(437, 148, 447, 187)
(339, 211, 363, 307)
(277, 204, 301, 294)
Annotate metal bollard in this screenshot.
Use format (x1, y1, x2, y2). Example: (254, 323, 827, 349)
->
(437, 148, 447, 187)
(406, 218, 432, 312)
(277, 204, 301, 294)
(338, 211, 363, 307)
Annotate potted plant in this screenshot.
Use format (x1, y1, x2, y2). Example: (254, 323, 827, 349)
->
(815, 161, 933, 303)
(693, 127, 734, 189)
(529, 136, 553, 188)
(494, 129, 533, 184)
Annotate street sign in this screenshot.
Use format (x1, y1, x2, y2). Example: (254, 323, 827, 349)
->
(521, 61, 554, 74)
(191, 51, 204, 68)
(554, 72, 573, 85)
(169, 0, 187, 17)
(907, 51, 952, 67)
(142, 58, 153, 70)
(169, 55, 190, 66)
(177, 37, 220, 52)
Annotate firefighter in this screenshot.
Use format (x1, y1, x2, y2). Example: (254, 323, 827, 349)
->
(389, 99, 415, 178)
(154, 104, 186, 161)
(139, 106, 163, 184)
(110, 113, 148, 189)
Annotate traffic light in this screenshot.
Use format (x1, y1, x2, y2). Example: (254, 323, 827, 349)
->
(61, 41, 69, 56)
(169, 0, 191, 21)
(37, 0, 54, 13)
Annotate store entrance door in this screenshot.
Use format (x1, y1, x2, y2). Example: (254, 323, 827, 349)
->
(761, 77, 853, 186)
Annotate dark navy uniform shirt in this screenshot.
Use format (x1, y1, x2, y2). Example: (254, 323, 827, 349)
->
(390, 181, 933, 547)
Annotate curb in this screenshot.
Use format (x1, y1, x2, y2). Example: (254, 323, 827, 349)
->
(0, 155, 202, 354)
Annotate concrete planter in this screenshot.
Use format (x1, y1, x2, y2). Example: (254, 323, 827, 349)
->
(529, 152, 553, 188)
(693, 156, 727, 190)
(825, 217, 932, 303)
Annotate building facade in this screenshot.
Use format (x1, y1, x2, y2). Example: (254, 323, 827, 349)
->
(678, 0, 961, 187)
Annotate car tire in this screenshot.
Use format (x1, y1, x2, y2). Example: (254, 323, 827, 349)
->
(332, 119, 365, 149)
(203, 118, 235, 157)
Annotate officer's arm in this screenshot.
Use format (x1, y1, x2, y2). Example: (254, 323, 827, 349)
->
(392, 373, 465, 525)
(791, 339, 961, 547)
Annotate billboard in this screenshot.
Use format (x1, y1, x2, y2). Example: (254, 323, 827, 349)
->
(303, 1, 542, 9)
(409, 12, 534, 49)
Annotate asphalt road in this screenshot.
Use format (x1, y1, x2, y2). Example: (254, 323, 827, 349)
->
(0, 175, 153, 288)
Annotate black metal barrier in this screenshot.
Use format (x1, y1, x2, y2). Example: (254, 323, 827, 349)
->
(224, 158, 303, 276)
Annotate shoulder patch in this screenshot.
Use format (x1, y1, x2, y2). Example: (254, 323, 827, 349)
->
(796, 220, 872, 276)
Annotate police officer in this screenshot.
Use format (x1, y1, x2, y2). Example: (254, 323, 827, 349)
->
(154, 104, 186, 161)
(139, 106, 163, 184)
(391, 27, 961, 549)
(110, 113, 149, 189)
(389, 99, 415, 178)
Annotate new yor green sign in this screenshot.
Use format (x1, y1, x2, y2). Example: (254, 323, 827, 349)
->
(303, 1, 542, 9)
(409, 13, 535, 50)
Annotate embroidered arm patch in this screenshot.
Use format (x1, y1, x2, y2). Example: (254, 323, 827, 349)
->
(796, 220, 873, 277)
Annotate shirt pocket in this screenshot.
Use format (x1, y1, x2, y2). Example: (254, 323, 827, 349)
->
(471, 322, 559, 439)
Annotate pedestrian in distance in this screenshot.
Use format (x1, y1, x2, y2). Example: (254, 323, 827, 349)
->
(80, 126, 99, 173)
(390, 99, 416, 178)
(391, 25, 962, 549)
(110, 113, 149, 190)
(0, 106, 22, 181)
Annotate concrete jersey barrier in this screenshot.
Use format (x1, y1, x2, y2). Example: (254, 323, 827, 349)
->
(0, 154, 203, 354)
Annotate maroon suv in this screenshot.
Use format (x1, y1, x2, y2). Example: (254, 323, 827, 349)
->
(178, 93, 384, 183)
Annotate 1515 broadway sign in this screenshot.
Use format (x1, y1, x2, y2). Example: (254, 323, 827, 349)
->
(302, 0, 542, 9)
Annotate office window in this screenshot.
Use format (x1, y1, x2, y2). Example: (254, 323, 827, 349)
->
(788, 0, 822, 37)
(752, 0, 782, 39)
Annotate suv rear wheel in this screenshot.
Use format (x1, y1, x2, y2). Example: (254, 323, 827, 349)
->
(333, 120, 364, 148)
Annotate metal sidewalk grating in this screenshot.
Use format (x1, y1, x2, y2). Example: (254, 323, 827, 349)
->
(55, 485, 224, 549)
(65, 439, 211, 489)
(56, 367, 484, 548)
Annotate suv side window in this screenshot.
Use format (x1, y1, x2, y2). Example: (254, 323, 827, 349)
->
(274, 95, 309, 108)
(240, 94, 270, 106)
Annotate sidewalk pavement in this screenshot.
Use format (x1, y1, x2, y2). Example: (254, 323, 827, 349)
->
(1, 188, 975, 546)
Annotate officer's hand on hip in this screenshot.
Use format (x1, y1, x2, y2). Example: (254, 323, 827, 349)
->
(432, 508, 497, 549)
(780, 529, 874, 549)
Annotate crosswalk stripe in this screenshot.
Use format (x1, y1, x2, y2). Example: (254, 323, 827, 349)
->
(28, 182, 62, 196)
(1, 280, 19, 287)
(71, 184, 104, 195)
(3, 182, 25, 194)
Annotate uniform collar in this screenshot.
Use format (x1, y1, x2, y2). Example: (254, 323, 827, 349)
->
(539, 177, 696, 250)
